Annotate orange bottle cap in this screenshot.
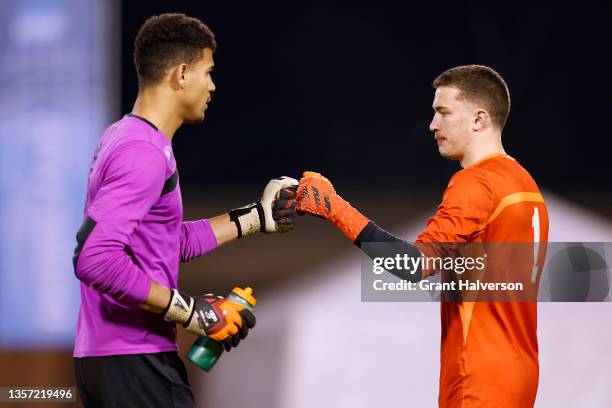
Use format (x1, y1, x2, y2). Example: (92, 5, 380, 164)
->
(232, 287, 256, 306)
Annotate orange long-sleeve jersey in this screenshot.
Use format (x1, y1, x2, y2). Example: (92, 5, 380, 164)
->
(417, 153, 549, 408)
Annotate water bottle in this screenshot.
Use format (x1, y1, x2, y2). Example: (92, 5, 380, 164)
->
(186, 287, 256, 372)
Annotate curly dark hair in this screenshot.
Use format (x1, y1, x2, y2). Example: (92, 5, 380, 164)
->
(433, 65, 510, 129)
(134, 13, 217, 87)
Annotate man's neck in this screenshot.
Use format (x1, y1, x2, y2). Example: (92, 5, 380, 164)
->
(459, 131, 505, 168)
(131, 88, 182, 141)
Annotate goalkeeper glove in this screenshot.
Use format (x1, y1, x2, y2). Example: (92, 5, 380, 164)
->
(229, 176, 299, 238)
(296, 171, 369, 241)
(163, 289, 256, 351)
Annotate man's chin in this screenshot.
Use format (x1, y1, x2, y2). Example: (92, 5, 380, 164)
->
(184, 113, 205, 124)
(438, 147, 451, 159)
(438, 148, 458, 160)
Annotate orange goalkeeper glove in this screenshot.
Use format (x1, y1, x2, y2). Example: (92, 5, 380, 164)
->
(164, 290, 256, 351)
(296, 171, 369, 241)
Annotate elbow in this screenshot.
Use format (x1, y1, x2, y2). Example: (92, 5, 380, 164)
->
(73, 248, 149, 307)
(73, 216, 98, 284)
(72, 239, 117, 287)
(73, 250, 98, 286)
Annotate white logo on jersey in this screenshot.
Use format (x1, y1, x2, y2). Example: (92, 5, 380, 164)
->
(163, 146, 172, 161)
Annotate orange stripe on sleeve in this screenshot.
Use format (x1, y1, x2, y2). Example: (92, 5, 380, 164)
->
(487, 192, 544, 224)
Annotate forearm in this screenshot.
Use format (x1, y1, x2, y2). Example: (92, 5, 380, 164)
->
(180, 177, 297, 263)
(178, 211, 259, 263)
(209, 213, 238, 246)
(296, 172, 424, 281)
(139, 280, 172, 314)
(179, 217, 227, 262)
(354, 221, 423, 282)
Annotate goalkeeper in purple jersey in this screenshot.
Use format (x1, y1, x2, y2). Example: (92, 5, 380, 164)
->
(72, 13, 298, 407)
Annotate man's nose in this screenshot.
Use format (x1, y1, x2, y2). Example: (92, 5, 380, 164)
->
(429, 117, 437, 133)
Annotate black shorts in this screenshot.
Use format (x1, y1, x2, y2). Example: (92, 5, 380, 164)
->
(74, 351, 195, 408)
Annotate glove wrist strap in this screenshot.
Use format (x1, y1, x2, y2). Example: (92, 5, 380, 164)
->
(229, 202, 264, 238)
(164, 290, 224, 337)
(164, 289, 195, 325)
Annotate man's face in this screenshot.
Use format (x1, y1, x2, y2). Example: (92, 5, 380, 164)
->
(429, 86, 476, 160)
(180, 48, 216, 123)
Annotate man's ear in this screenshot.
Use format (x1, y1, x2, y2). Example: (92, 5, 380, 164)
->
(178, 64, 187, 86)
(473, 109, 490, 131)
(169, 63, 188, 90)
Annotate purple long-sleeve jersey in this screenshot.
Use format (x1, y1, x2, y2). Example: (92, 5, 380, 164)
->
(72, 114, 218, 357)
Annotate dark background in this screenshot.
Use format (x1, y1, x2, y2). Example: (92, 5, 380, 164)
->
(121, 1, 611, 198)
(1, 3, 610, 406)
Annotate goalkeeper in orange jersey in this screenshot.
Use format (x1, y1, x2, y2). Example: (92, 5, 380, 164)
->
(296, 65, 549, 408)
